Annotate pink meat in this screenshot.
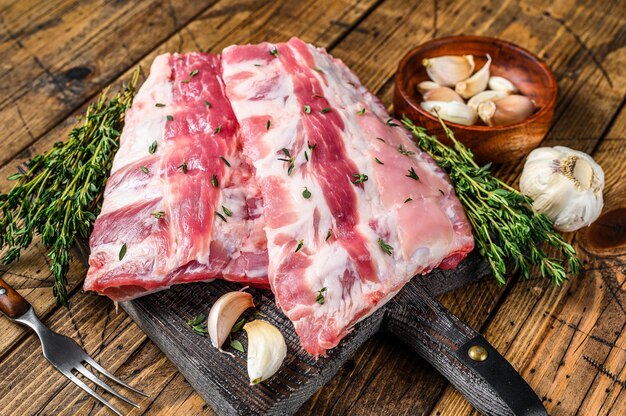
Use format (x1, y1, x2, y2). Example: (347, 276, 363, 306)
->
(221, 38, 474, 356)
(84, 53, 269, 301)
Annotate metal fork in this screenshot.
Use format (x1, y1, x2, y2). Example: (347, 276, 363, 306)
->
(0, 278, 148, 415)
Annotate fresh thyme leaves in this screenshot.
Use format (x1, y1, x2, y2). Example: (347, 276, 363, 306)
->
(155, 103, 165, 107)
(386, 118, 400, 127)
(398, 144, 415, 156)
(230, 339, 245, 352)
(220, 156, 231, 167)
(378, 238, 393, 256)
(352, 173, 368, 184)
(141, 166, 149, 174)
(149, 140, 158, 154)
(211, 174, 219, 187)
(214, 124, 222, 134)
(307, 141, 316, 151)
(406, 167, 420, 181)
(204, 99, 211, 109)
(181, 69, 199, 83)
(304, 105, 311, 114)
(266, 120, 271, 130)
(325, 229, 332, 241)
(0, 68, 139, 306)
(254, 63, 263, 67)
(315, 287, 327, 304)
(179, 162, 188, 174)
(215, 212, 227, 222)
(438, 189, 445, 195)
(187, 314, 208, 336)
(304, 150, 309, 162)
(313, 67, 323, 73)
(167, 115, 173, 121)
(302, 187, 311, 199)
(119, 243, 127, 260)
(295, 239, 304, 253)
(404, 197, 413, 203)
(402, 115, 580, 285)
(375, 157, 384, 165)
(231, 318, 246, 333)
(222, 206, 232, 217)
(151, 211, 165, 219)
(320, 107, 332, 114)
(278, 148, 295, 176)
(376, 137, 386, 143)
(357, 108, 366, 115)
(269, 47, 279, 57)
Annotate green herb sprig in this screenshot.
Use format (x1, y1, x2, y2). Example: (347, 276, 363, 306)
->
(0, 69, 140, 306)
(402, 115, 580, 285)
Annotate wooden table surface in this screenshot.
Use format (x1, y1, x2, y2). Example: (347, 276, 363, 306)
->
(0, 0, 624, 415)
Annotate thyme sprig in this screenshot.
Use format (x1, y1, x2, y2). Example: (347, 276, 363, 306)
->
(402, 115, 580, 285)
(0, 69, 140, 306)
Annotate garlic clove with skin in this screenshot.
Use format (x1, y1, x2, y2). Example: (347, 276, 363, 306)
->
(421, 101, 478, 126)
(519, 146, 604, 232)
(467, 90, 508, 110)
(422, 55, 475, 87)
(207, 291, 255, 351)
(455, 54, 491, 99)
(477, 94, 535, 126)
(488, 76, 519, 94)
(416, 80, 441, 95)
(244, 320, 287, 385)
(422, 86, 464, 103)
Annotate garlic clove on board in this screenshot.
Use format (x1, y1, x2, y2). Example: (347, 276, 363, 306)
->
(477, 94, 535, 126)
(420, 101, 478, 126)
(519, 146, 604, 232)
(416, 80, 441, 95)
(488, 76, 519, 94)
(207, 291, 255, 351)
(244, 320, 287, 385)
(467, 90, 508, 110)
(422, 86, 464, 103)
(455, 54, 491, 99)
(422, 55, 475, 87)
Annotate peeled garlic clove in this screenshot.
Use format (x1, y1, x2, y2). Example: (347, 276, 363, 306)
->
(455, 54, 491, 99)
(423, 86, 464, 103)
(519, 146, 604, 232)
(467, 90, 508, 110)
(477, 95, 535, 126)
(245, 320, 287, 385)
(420, 101, 478, 126)
(422, 55, 475, 87)
(208, 291, 255, 350)
(416, 80, 440, 95)
(488, 76, 519, 94)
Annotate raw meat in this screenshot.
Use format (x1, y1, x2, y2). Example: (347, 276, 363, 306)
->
(84, 53, 269, 301)
(221, 38, 474, 356)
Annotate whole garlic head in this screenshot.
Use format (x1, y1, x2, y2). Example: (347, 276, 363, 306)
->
(519, 146, 604, 232)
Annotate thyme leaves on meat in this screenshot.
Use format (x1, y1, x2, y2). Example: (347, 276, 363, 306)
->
(352, 173, 368, 184)
(151, 211, 165, 219)
(406, 167, 420, 181)
(278, 148, 295, 176)
(374, 157, 384, 165)
(181, 69, 199, 83)
(295, 239, 304, 253)
(302, 187, 311, 199)
(0, 69, 139, 306)
(149, 140, 158, 154)
(377, 238, 393, 256)
(401, 115, 580, 285)
(220, 156, 231, 167)
(315, 287, 327, 305)
(398, 144, 415, 156)
(119, 243, 127, 261)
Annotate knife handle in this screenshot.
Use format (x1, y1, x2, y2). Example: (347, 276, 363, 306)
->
(0, 277, 30, 319)
(386, 279, 547, 416)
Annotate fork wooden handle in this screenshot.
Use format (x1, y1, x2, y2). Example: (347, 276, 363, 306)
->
(0, 277, 30, 319)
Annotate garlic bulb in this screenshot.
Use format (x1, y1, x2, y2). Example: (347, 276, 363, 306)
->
(477, 95, 535, 126)
(422, 86, 464, 103)
(422, 55, 474, 87)
(467, 90, 507, 110)
(488, 76, 518, 94)
(519, 146, 604, 232)
(455, 54, 491, 99)
(244, 320, 287, 385)
(420, 101, 478, 126)
(416, 80, 440, 95)
(207, 291, 255, 351)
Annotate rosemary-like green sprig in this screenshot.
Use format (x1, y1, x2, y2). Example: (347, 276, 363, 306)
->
(0, 69, 140, 306)
(402, 115, 580, 285)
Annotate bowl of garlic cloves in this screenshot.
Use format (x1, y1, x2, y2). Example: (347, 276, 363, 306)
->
(394, 35, 557, 163)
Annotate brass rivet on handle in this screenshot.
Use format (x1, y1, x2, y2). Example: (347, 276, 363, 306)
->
(468, 345, 488, 362)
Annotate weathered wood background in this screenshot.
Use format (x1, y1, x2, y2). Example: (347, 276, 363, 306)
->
(0, 0, 624, 414)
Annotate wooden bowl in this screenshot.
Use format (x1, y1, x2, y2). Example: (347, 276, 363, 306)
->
(394, 35, 557, 164)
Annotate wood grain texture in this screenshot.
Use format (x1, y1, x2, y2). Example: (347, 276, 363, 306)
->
(0, 0, 624, 415)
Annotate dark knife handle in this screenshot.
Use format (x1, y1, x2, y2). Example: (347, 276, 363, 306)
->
(0, 277, 31, 319)
(386, 279, 547, 416)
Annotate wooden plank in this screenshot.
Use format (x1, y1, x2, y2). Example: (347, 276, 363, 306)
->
(0, 0, 217, 167)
